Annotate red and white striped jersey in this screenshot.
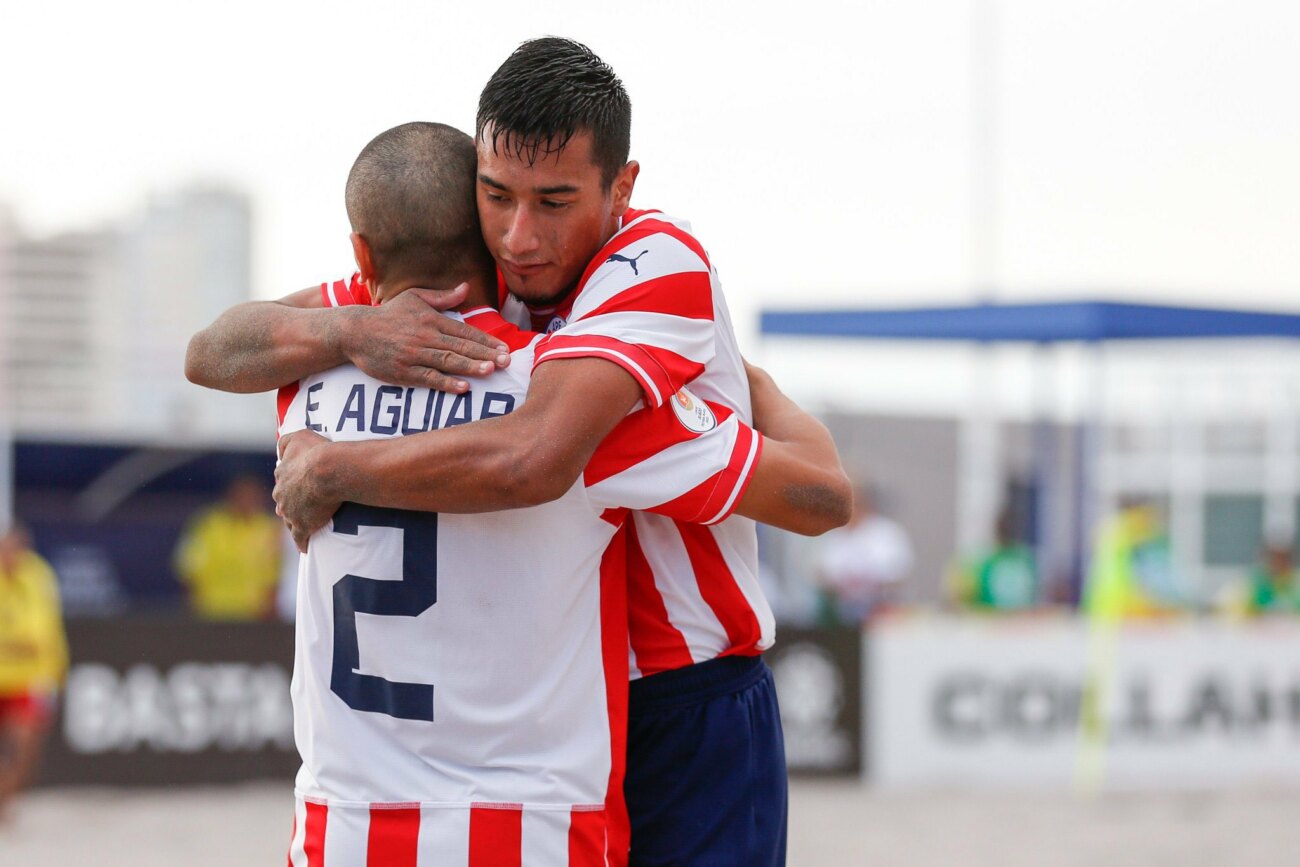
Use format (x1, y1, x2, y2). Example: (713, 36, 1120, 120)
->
(328, 205, 782, 680)
(278, 300, 760, 866)
(504, 209, 778, 679)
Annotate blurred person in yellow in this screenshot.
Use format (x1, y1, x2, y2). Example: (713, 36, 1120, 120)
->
(174, 474, 283, 620)
(1083, 499, 1182, 621)
(1078, 500, 1182, 789)
(0, 521, 68, 815)
(948, 507, 1040, 612)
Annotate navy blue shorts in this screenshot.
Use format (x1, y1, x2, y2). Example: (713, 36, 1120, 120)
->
(624, 655, 788, 866)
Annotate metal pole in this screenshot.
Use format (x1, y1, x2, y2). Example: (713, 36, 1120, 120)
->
(1031, 343, 1058, 594)
(970, 0, 1000, 298)
(1169, 374, 1204, 607)
(956, 0, 1003, 556)
(1077, 342, 1107, 601)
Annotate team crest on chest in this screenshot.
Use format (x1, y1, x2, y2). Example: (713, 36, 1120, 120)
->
(671, 388, 717, 433)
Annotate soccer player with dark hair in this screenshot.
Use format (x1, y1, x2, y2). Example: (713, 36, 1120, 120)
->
(275, 120, 841, 864)
(189, 38, 844, 866)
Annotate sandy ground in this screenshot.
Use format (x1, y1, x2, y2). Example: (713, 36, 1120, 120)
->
(1, 780, 1295, 866)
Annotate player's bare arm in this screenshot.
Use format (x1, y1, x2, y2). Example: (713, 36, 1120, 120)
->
(735, 360, 853, 535)
(185, 282, 509, 394)
(274, 355, 643, 549)
(275, 353, 852, 548)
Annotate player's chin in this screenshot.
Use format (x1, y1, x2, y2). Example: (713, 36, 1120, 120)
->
(508, 277, 573, 309)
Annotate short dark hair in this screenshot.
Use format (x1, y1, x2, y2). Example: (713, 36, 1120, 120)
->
(476, 37, 631, 187)
(345, 122, 492, 287)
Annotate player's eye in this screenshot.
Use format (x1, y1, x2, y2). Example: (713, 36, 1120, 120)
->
(484, 192, 507, 203)
(541, 200, 570, 210)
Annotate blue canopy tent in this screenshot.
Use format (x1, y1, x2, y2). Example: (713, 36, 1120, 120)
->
(761, 301, 1300, 344)
(759, 300, 1300, 602)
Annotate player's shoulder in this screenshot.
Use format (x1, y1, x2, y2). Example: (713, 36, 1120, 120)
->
(320, 272, 372, 308)
(607, 208, 710, 269)
(573, 208, 712, 312)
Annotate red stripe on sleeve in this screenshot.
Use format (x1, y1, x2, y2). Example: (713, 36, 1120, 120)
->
(628, 217, 711, 268)
(468, 805, 522, 867)
(659, 423, 760, 526)
(581, 271, 714, 322)
(583, 405, 663, 487)
(568, 809, 608, 867)
(587, 404, 757, 526)
(318, 282, 333, 307)
(303, 801, 328, 867)
(712, 426, 763, 525)
(535, 334, 705, 408)
(626, 521, 694, 676)
(676, 523, 764, 656)
(367, 806, 420, 867)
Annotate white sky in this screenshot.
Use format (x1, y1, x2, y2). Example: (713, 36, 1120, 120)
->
(3, 0, 1299, 412)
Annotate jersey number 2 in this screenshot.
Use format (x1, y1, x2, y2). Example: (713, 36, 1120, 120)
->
(330, 503, 438, 721)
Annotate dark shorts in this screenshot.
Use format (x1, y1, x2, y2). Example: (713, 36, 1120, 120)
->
(625, 655, 788, 867)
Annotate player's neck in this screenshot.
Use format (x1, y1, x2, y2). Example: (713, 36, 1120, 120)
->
(452, 273, 495, 312)
(373, 273, 495, 312)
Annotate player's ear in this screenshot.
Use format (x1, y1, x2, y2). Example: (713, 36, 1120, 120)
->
(350, 232, 379, 287)
(609, 160, 639, 214)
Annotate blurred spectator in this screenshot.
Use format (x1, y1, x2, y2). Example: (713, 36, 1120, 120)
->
(1084, 499, 1181, 621)
(814, 485, 912, 626)
(948, 507, 1039, 612)
(173, 475, 283, 620)
(0, 521, 68, 814)
(1220, 542, 1300, 617)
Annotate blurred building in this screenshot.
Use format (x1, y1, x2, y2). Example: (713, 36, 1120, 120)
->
(0, 224, 120, 428)
(0, 187, 271, 445)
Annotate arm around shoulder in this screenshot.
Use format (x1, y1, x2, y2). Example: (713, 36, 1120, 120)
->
(184, 286, 344, 393)
(272, 355, 646, 547)
(733, 362, 852, 536)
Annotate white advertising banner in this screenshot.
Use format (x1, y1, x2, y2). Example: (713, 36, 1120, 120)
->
(869, 616, 1300, 788)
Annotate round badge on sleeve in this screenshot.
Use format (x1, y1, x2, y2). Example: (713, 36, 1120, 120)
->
(671, 388, 717, 433)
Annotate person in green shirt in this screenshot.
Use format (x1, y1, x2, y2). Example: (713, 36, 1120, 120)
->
(1245, 543, 1300, 615)
(949, 509, 1040, 612)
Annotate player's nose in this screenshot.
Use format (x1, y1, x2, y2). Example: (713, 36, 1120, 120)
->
(501, 207, 541, 258)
